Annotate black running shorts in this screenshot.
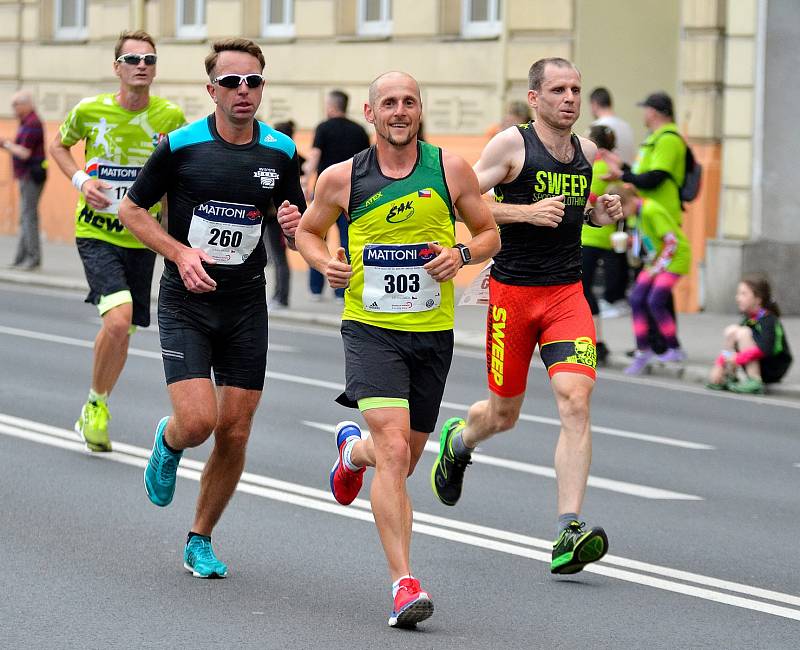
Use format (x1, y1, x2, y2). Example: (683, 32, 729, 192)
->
(337, 320, 454, 434)
(76, 237, 156, 327)
(157, 279, 268, 390)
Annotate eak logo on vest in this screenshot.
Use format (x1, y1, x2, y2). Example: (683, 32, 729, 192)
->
(386, 200, 414, 223)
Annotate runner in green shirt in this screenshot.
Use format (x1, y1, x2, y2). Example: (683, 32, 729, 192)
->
(49, 30, 186, 453)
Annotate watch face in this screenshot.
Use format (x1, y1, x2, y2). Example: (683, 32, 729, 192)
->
(458, 244, 471, 264)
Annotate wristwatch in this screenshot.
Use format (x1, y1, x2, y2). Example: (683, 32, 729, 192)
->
(583, 208, 599, 227)
(454, 243, 472, 266)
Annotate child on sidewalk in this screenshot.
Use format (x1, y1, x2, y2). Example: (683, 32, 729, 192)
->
(606, 184, 692, 375)
(706, 274, 793, 394)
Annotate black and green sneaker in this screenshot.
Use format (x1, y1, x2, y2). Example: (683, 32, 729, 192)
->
(430, 417, 471, 506)
(550, 521, 608, 574)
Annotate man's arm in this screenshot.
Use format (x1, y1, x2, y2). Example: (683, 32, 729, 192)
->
(475, 128, 566, 227)
(0, 140, 31, 160)
(274, 152, 308, 251)
(48, 132, 112, 211)
(422, 154, 500, 283)
(295, 161, 353, 289)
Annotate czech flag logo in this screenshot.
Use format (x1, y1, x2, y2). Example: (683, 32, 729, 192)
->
(418, 188, 432, 198)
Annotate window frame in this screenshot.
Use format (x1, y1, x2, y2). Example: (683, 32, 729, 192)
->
(262, 0, 295, 38)
(357, 0, 392, 37)
(461, 0, 502, 38)
(176, 0, 207, 39)
(54, 0, 88, 40)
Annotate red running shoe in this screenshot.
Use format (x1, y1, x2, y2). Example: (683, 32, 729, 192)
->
(329, 421, 366, 505)
(388, 578, 434, 628)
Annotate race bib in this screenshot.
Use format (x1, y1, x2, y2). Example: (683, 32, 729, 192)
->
(87, 159, 141, 215)
(458, 261, 493, 306)
(362, 242, 441, 313)
(187, 200, 263, 265)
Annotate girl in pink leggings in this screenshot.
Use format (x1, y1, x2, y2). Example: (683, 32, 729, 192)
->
(607, 184, 692, 375)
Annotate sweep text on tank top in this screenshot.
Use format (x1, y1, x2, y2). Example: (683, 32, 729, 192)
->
(530, 170, 589, 206)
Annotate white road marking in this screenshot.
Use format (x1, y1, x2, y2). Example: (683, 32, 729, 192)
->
(0, 323, 713, 451)
(301, 420, 702, 500)
(1, 412, 798, 621)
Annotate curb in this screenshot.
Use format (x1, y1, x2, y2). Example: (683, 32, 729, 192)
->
(4, 272, 800, 400)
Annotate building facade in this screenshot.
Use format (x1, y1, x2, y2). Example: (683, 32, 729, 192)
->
(0, 0, 796, 311)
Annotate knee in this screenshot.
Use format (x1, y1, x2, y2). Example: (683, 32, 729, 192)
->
(723, 325, 739, 339)
(556, 388, 591, 427)
(487, 404, 519, 434)
(174, 413, 216, 448)
(214, 422, 252, 452)
(102, 309, 133, 340)
(376, 436, 411, 475)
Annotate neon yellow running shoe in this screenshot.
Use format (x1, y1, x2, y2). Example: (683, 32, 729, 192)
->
(74, 401, 112, 452)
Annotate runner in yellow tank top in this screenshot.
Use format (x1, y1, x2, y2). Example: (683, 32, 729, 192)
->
(296, 71, 499, 628)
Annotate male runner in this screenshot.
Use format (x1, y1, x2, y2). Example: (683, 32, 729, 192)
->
(295, 72, 499, 627)
(118, 38, 305, 578)
(430, 58, 623, 575)
(50, 30, 186, 452)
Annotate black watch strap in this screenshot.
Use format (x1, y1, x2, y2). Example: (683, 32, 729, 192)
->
(455, 243, 471, 266)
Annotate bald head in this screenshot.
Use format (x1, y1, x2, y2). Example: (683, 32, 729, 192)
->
(368, 71, 420, 107)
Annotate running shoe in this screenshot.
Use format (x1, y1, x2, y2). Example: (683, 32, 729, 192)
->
(624, 350, 654, 375)
(430, 417, 471, 507)
(388, 577, 433, 628)
(656, 347, 687, 363)
(74, 400, 112, 452)
(729, 377, 765, 394)
(184, 535, 228, 578)
(144, 416, 183, 507)
(329, 421, 366, 505)
(551, 520, 609, 574)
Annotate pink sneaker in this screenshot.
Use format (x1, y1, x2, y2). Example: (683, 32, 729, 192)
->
(624, 350, 654, 375)
(656, 348, 687, 363)
(329, 421, 365, 505)
(389, 578, 434, 628)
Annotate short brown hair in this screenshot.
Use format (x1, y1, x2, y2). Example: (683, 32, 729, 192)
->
(114, 30, 156, 60)
(205, 39, 266, 79)
(528, 57, 579, 91)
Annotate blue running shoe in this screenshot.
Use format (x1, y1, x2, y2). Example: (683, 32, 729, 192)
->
(144, 416, 183, 507)
(329, 421, 366, 505)
(184, 535, 228, 578)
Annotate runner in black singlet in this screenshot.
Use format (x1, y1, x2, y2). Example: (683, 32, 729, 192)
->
(118, 38, 305, 580)
(431, 57, 624, 576)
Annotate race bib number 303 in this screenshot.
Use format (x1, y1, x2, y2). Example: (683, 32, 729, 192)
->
(187, 200, 263, 265)
(362, 242, 441, 313)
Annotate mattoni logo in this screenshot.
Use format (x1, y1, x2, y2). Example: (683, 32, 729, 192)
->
(254, 168, 279, 188)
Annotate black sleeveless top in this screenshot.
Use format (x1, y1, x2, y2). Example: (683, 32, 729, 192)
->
(491, 122, 592, 286)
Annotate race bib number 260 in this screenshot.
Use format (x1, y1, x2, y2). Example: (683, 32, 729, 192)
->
(362, 242, 441, 313)
(187, 200, 263, 265)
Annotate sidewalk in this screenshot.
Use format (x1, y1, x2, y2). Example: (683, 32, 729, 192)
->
(2, 234, 799, 398)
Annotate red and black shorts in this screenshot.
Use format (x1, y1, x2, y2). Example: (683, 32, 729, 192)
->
(485, 278, 597, 397)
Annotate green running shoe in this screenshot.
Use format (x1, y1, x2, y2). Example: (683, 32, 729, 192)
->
(74, 400, 112, 452)
(551, 521, 608, 574)
(144, 417, 182, 507)
(184, 535, 228, 578)
(430, 417, 471, 506)
(729, 377, 765, 394)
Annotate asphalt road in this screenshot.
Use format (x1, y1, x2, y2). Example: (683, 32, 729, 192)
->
(1, 282, 799, 649)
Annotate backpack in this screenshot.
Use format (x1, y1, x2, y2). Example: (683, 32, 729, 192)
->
(654, 131, 702, 203)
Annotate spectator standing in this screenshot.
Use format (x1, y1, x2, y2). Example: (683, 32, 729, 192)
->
(2, 90, 46, 270)
(485, 100, 531, 140)
(609, 184, 691, 375)
(706, 274, 793, 394)
(265, 119, 304, 310)
(589, 87, 635, 165)
(304, 89, 370, 301)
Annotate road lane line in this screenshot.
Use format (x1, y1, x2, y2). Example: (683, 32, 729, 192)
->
(0, 324, 711, 451)
(1, 414, 799, 621)
(301, 420, 702, 500)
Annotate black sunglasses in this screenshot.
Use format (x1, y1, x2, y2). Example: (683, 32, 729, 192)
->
(213, 74, 265, 89)
(116, 53, 157, 66)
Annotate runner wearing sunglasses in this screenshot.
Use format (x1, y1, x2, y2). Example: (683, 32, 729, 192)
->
(49, 30, 186, 454)
(118, 38, 305, 580)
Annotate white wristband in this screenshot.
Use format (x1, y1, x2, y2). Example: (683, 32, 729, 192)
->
(71, 170, 91, 192)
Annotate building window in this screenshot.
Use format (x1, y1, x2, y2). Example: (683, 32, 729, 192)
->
(177, 0, 207, 39)
(462, 0, 501, 38)
(357, 0, 392, 36)
(54, 0, 88, 40)
(262, 0, 295, 38)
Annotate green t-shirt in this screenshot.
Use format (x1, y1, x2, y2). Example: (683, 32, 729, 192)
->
(59, 94, 186, 248)
(581, 158, 615, 250)
(633, 123, 685, 224)
(637, 198, 691, 275)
